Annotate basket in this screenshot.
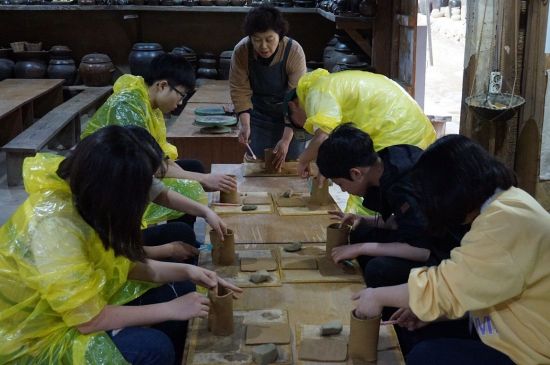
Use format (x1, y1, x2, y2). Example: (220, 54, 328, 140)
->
(10, 42, 25, 53)
(25, 42, 42, 51)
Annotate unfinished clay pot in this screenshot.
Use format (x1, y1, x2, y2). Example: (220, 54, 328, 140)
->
(210, 228, 236, 266)
(220, 174, 239, 204)
(264, 148, 281, 173)
(349, 310, 381, 363)
(208, 286, 234, 336)
(326, 223, 350, 258)
(309, 177, 330, 205)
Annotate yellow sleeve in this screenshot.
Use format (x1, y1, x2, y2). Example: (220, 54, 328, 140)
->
(303, 88, 342, 135)
(30, 217, 108, 327)
(408, 229, 525, 321)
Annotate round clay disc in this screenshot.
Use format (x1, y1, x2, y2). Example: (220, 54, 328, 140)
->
(199, 126, 232, 134)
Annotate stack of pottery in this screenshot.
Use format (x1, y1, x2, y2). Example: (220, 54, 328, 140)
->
(47, 45, 76, 85)
(79, 53, 114, 86)
(129, 42, 165, 77)
(323, 34, 370, 72)
(0, 48, 14, 81)
(197, 53, 218, 79)
(170, 46, 197, 70)
(293, 0, 315, 7)
(218, 50, 233, 80)
(272, 0, 292, 7)
(332, 61, 374, 73)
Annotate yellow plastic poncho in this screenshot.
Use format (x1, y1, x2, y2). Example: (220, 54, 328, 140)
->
(81, 74, 207, 225)
(297, 69, 436, 214)
(0, 153, 155, 365)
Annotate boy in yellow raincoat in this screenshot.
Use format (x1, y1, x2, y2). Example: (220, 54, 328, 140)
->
(0, 126, 241, 365)
(82, 54, 237, 225)
(285, 69, 436, 214)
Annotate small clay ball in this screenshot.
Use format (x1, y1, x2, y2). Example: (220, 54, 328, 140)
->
(242, 204, 258, 211)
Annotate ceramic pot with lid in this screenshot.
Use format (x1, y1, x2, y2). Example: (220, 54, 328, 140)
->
(48, 58, 76, 85)
(79, 53, 114, 86)
(49, 45, 72, 59)
(129, 42, 165, 77)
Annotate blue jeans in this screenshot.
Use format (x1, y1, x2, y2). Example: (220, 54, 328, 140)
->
(109, 327, 175, 365)
(407, 338, 515, 365)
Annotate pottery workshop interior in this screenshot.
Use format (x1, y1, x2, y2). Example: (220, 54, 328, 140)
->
(1, 0, 550, 364)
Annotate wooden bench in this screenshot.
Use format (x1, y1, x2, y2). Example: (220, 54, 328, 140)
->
(2, 86, 112, 186)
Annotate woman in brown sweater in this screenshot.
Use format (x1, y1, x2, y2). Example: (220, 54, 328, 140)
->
(230, 5, 307, 169)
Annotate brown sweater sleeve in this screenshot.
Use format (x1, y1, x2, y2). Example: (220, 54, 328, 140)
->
(229, 37, 307, 114)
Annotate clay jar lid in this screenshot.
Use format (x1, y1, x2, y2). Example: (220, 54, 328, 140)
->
(49, 45, 71, 54)
(132, 42, 163, 51)
(49, 58, 75, 65)
(81, 53, 112, 64)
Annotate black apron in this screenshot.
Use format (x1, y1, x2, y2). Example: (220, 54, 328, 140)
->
(247, 38, 306, 159)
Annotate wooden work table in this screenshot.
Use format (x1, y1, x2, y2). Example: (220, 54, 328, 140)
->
(167, 80, 244, 171)
(183, 166, 405, 364)
(0, 79, 64, 145)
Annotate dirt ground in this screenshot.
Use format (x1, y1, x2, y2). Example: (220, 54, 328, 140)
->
(421, 6, 467, 135)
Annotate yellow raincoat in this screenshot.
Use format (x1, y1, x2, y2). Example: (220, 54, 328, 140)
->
(0, 153, 155, 364)
(297, 69, 436, 214)
(81, 75, 206, 225)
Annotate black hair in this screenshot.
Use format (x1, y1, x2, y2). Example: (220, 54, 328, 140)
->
(57, 125, 164, 261)
(144, 53, 196, 91)
(412, 134, 517, 233)
(243, 5, 289, 37)
(317, 123, 379, 180)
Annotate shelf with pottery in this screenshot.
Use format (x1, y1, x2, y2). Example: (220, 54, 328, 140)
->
(0, 4, 318, 11)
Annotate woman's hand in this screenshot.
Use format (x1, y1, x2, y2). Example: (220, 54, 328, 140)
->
(331, 243, 365, 263)
(201, 174, 237, 193)
(389, 308, 429, 331)
(273, 138, 290, 170)
(169, 241, 199, 261)
(205, 210, 228, 240)
(352, 288, 383, 319)
(165, 292, 210, 320)
(238, 113, 251, 145)
(186, 266, 243, 297)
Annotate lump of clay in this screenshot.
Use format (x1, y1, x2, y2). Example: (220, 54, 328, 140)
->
(283, 241, 302, 252)
(242, 204, 258, 211)
(282, 189, 293, 198)
(320, 320, 343, 336)
(253, 343, 278, 365)
(249, 269, 270, 284)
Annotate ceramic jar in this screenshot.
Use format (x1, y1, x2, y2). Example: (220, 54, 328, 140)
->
(79, 53, 114, 86)
(49, 45, 72, 60)
(0, 49, 14, 81)
(129, 43, 165, 77)
(13, 51, 48, 79)
(218, 50, 233, 80)
(48, 58, 76, 85)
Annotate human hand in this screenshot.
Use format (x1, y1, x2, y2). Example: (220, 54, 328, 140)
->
(186, 266, 243, 298)
(168, 241, 199, 261)
(205, 210, 228, 240)
(273, 139, 290, 170)
(352, 287, 383, 319)
(389, 308, 429, 331)
(201, 174, 237, 193)
(297, 160, 311, 178)
(329, 211, 361, 230)
(166, 292, 210, 320)
(238, 113, 251, 145)
(331, 243, 364, 263)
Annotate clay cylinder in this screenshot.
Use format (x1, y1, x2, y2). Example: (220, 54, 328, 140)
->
(349, 310, 381, 363)
(326, 223, 350, 257)
(310, 177, 330, 205)
(208, 286, 234, 336)
(264, 148, 281, 173)
(220, 174, 239, 204)
(210, 228, 235, 266)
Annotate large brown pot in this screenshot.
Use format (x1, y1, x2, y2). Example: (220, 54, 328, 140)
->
(129, 42, 165, 77)
(79, 53, 114, 87)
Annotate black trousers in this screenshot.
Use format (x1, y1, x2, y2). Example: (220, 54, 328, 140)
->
(350, 220, 471, 356)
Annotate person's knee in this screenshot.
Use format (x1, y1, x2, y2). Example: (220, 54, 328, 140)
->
(116, 328, 176, 365)
(406, 340, 437, 365)
(363, 257, 393, 288)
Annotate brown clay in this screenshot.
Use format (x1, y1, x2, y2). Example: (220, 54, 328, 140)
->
(207, 286, 234, 336)
(220, 175, 239, 204)
(349, 310, 381, 362)
(264, 148, 281, 173)
(309, 177, 330, 205)
(325, 223, 350, 258)
(210, 228, 236, 266)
